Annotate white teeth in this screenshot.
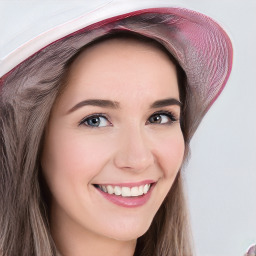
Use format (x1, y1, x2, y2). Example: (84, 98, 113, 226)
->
(131, 187, 139, 197)
(114, 186, 121, 196)
(106, 185, 114, 194)
(102, 186, 107, 193)
(143, 184, 150, 194)
(122, 187, 131, 197)
(138, 185, 144, 195)
(97, 184, 152, 197)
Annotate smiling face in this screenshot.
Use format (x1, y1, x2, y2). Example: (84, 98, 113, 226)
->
(41, 37, 185, 253)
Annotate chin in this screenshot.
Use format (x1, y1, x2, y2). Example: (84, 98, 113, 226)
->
(104, 218, 152, 242)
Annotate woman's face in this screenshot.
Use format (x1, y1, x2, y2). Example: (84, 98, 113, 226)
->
(41, 38, 184, 243)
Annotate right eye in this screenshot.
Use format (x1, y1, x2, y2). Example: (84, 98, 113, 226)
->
(79, 115, 111, 128)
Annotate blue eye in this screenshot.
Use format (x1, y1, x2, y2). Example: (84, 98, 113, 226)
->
(148, 111, 178, 125)
(79, 115, 111, 127)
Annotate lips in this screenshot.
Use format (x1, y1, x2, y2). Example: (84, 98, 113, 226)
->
(93, 181, 155, 208)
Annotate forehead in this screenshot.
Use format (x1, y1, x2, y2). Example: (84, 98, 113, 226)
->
(74, 36, 172, 62)
(55, 37, 179, 111)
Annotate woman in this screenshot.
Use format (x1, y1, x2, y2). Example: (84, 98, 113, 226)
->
(0, 1, 233, 256)
(245, 245, 256, 256)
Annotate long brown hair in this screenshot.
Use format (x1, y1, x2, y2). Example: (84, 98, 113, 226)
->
(0, 21, 193, 256)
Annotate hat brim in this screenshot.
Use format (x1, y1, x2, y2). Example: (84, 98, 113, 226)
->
(0, 3, 233, 136)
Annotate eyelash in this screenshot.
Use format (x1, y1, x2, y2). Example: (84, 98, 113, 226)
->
(79, 113, 111, 127)
(146, 110, 178, 125)
(78, 110, 179, 128)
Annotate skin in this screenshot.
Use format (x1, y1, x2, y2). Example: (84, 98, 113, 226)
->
(41, 38, 185, 256)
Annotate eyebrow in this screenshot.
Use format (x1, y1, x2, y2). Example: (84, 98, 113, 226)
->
(67, 98, 182, 114)
(67, 99, 119, 114)
(150, 98, 182, 108)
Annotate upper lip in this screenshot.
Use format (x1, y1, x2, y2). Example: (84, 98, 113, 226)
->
(93, 180, 156, 188)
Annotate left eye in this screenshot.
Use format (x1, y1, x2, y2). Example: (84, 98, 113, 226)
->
(148, 112, 177, 124)
(80, 115, 110, 127)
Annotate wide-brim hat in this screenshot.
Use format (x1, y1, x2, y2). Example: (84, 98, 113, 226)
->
(0, 0, 233, 138)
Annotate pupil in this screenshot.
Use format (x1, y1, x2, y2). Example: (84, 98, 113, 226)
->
(89, 117, 100, 126)
(151, 115, 161, 123)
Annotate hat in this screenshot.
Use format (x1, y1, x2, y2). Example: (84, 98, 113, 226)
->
(0, 0, 233, 137)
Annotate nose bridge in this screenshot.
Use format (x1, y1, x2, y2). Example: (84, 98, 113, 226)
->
(113, 123, 154, 171)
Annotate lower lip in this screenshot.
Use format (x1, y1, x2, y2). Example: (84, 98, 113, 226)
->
(95, 184, 155, 208)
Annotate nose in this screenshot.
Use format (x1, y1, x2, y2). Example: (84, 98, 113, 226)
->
(113, 126, 155, 172)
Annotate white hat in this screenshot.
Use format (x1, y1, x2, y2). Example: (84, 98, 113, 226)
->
(0, 0, 233, 136)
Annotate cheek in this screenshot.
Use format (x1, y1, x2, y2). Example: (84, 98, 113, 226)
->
(155, 128, 185, 178)
(41, 126, 113, 192)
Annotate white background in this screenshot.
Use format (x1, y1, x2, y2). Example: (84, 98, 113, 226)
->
(0, 1, 255, 256)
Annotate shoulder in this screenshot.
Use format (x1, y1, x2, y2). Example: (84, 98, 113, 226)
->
(245, 244, 256, 256)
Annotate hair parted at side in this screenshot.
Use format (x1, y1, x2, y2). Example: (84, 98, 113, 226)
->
(0, 17, 193, 256)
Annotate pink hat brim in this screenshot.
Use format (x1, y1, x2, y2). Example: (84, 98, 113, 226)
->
(0, 6, 233, 136)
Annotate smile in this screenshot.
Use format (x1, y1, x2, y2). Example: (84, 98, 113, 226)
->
(93, 181, 156, 208)
(94, 184, 151, 197)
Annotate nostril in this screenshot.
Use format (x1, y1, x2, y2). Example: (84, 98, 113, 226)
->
(113, 131, 154, 171)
